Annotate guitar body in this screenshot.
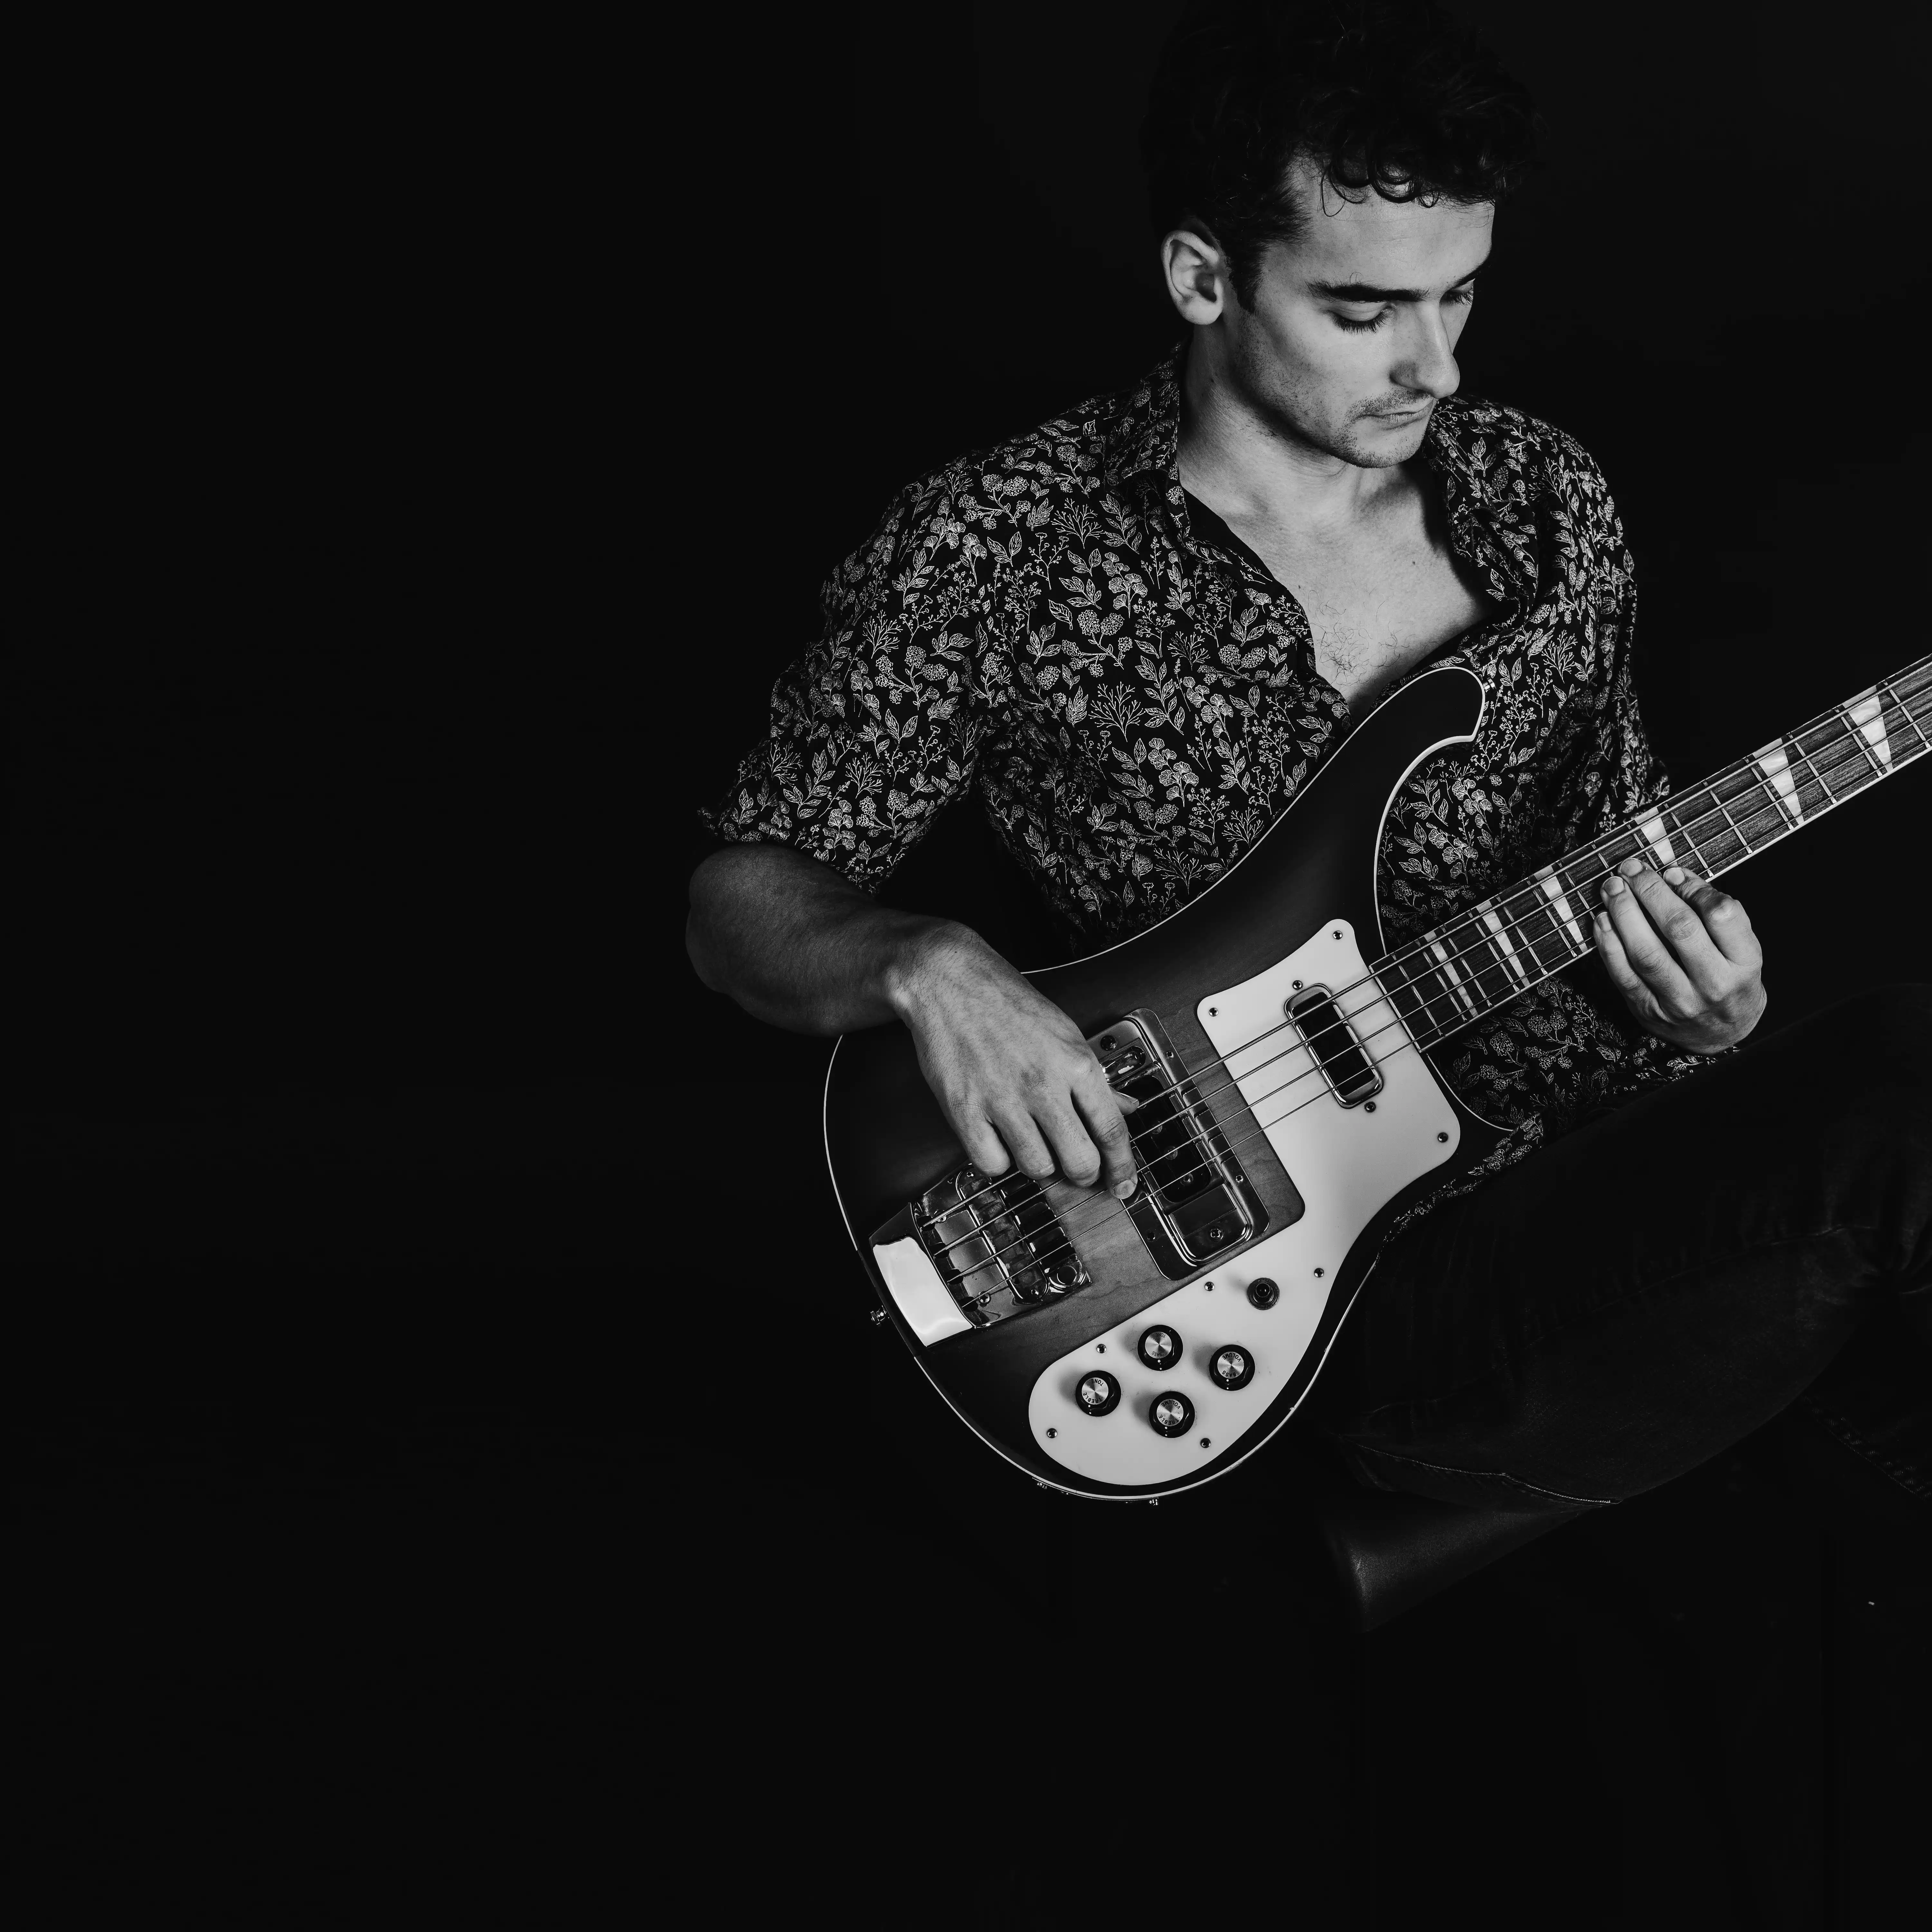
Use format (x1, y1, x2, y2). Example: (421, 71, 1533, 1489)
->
(815, 643, 1931, 1498)
(825, 664, 1503, 1499)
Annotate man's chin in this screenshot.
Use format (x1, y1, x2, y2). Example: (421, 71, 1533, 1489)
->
(1335, 410, 1432, 467)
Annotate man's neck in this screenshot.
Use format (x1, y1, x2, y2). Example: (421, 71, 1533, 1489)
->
(1176, 334, 1408, 541)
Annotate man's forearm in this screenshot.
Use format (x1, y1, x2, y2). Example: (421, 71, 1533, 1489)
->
(685, 842, 954, 1036)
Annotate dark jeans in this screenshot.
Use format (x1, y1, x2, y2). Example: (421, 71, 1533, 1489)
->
(1293, 984, 1932, 1514)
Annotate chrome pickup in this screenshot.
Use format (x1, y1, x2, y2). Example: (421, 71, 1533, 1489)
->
(907, 1167, 1088, 1329)
(1097, 1011, 1267, 1281)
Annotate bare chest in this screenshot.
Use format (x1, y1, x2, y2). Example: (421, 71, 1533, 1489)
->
(1226, 508, 1496, 711)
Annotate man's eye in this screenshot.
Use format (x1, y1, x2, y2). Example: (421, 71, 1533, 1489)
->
(1446, 284, 1477, 307)
(1333, 310, 1391, 334)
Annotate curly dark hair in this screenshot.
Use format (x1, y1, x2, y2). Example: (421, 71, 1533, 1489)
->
(1141, 0, 1540, 308)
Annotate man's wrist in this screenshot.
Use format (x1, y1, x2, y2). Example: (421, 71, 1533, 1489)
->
(878, 916, 970, 1023)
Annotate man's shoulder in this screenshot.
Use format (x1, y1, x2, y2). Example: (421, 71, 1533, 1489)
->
(912, 381, 1143, 517)
(891, 350, 1183, 535)
(1432, 396, 1616, 509)
(828, 384, 1135, 598)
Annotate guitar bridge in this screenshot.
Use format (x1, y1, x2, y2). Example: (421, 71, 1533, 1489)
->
(908, 1168, 1089, 1329)
(1097, 1011, 1267, 1281)
(867, 1011, 1267, 1340)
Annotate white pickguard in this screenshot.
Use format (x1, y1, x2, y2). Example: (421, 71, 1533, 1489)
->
(1027, 920, 1460, 1490)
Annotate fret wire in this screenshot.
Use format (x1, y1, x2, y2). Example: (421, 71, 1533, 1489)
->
(1814, 699, 1889, 786)
(1503, 894, 1555, 976)
(1518, 901, 1570, 973)
(1689, 785, 1750, 863)
(1503, 891, 1548, 976)
(1880, 676, 1931, 753)
(1385, 952, 1437, 1033)
(1794, 747, 1834, 808)
(1418, 966, 1459, 1028)
(1714, 795, 1753, 855)
(1395, 943, 1454, 1036)
(1474, 910, 1519, 1000)
(1554, 853, 1596, 905)
(1529, 886, 1581, 969)
(1709, 777, 1778, 856)
(1664, 799, 1714, 871)
(1787, 724, 1841, 806)
(1842, 722, 1884, 779)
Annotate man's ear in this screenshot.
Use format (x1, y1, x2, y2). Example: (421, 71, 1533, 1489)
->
(1160, 226, 1230, 325)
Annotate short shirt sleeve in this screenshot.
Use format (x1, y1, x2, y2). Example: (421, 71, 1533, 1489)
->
(700, 473, 1013, 891)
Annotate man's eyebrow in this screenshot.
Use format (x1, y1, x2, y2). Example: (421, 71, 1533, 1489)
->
(1308, 260, 1488, 302)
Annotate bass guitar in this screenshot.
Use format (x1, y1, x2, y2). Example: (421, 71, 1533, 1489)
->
(825, 655, 1930, 1499)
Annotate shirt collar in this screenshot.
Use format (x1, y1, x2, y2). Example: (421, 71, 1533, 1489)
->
(1102, 342, 1188, 496)
(1418, 400, 1539, 605)
(1105, 345, 1540, 605)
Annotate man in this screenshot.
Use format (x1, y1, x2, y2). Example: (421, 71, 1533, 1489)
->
(688, 0, 1927, 1513)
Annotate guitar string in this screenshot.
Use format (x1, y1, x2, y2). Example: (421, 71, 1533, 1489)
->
(915, 690, 1930, 1263)
(917, 662, 1932, 1241)
(910, 707, 1929, 1289)
(919, 696, 1929, 1273)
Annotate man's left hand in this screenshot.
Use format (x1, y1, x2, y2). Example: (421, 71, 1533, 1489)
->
(1593, 856, 1766, 1055)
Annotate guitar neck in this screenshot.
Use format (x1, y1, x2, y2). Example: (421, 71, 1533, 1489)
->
(1377, 654, 1932, 1051)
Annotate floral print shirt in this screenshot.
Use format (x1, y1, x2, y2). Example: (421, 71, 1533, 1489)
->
(705, 346, 1707, 1225)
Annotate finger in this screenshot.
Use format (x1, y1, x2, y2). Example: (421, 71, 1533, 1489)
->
(1620, 859, 1725, 980)
(1660, 866, 1760, 968)
(958, 1117, 1014, 1179)
(1032, 1094, 1104, 1190)
(990, 1106, 1059, 1184)
(1600, 867, 1699, 1013)
(1072, 1065, 1138, 1198)
(1591, 903, 1651, 1007)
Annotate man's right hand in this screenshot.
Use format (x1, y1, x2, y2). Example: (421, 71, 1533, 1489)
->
(688, 843, 1136, 1195)
(886, 922, 1139, 1199)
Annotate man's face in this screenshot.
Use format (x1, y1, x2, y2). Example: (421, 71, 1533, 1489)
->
(1217, 155, 1494, 468)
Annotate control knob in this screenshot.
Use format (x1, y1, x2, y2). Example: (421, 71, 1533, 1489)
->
(1149, 1392, 1195, 1437)
(1137, 1325, 1181, 1370)
(1076, 1371, 1121, 1417)
(1210, 1346, 1255, 1391)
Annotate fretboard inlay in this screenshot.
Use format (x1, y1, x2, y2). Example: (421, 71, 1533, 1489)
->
(1374, 658, 1932, 1054)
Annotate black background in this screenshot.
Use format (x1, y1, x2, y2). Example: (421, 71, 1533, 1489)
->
(13, 3, 1931, 1918)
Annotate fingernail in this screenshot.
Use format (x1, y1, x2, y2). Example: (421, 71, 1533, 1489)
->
(1604, 875, 1625, 897)
(1662, 865, 1686, 885)
(1618, 857, 1643, 877)
(1114, 1178, 1136, 1200)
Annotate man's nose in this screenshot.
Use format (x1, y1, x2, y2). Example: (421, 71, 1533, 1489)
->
(1391, 310, 1461, 400)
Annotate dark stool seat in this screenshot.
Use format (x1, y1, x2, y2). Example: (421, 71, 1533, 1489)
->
(1271, 1430, 1590, 1631)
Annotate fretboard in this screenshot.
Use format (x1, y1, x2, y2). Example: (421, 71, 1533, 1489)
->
(1377, 655, 1932, 1052)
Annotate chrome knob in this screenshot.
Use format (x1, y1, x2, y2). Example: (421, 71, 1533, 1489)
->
(1149, 1392, 1195, 1438)
(1211, 1346, 1255, 1391)
(1138, 1325, 1181, 1370)
(1077, 1371, 1121, 1417)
